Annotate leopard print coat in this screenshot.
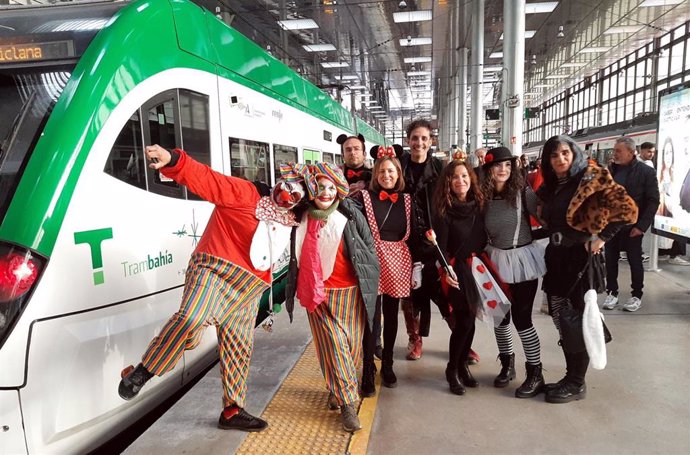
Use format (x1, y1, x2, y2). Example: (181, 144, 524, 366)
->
(566, 163, 638, 236)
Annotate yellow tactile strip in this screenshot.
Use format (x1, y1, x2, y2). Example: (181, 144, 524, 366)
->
(237, 342, 378, 455)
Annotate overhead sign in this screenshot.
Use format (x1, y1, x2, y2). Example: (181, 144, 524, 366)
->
(0, 40, 75, 64)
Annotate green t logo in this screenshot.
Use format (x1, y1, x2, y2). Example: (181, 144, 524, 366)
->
(74, 228, 114, 285)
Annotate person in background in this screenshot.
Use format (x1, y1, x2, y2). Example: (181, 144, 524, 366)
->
(639, 142, 656, 167)
(473, 147, 487, 182)
(399, 119, 443, 361)
(538, 135, 637, 403)
(285, 162, 379, 433)
(480, 147, 547, 398)
(118, 145, 306, 432)
(432, 158, 486, 395)
(358, 145, 419, 395)
(519, 154, 530, 180)
(603, 137, 660, 312)
(337, 133, 372, 196)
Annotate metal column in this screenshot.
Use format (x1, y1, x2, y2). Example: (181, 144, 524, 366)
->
(457, 0, 469, 151)
(501, 0, 525, 155)
(469, 0, 484, 152)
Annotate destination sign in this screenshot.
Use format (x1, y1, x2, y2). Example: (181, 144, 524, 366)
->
(0, 40, 75, 64)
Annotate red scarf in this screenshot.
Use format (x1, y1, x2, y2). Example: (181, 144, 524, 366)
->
(296, 217, 326, 312)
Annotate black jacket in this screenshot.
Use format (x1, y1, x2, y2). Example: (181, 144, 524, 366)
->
(609, 159, 660, 232)
(400, 152, 443, 262)
(285, 198, 380, 328)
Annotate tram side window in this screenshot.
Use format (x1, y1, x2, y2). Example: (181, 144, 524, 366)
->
(322, 152, 335, 164)
(273, 144, 298, 185)
(145, 93, 185, 199)
(103, 111, 146, 190)
(179, 89, 210, 200)
(229, 137, 269, 184)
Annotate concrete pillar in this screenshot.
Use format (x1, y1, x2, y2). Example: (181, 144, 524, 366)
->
(458, 48, 469, 150)
(470, 0, 484, 151)
(501, 0, 525, 155)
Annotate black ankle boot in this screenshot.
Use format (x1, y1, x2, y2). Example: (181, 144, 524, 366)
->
(445, 363, 465, 395)
(494, 353, 516, 388)
(118, 363, 153, 400)
(381, 360, 397, 388)
(515, 362, 545, 398)
(459, 362, 478, 388)
(545, 380, 586, 403)
(361, 362, 376, 397)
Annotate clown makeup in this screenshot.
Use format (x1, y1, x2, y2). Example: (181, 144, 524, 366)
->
(314, 177, 337, 209)
(271, 180, 304, 210)
(377, 160, 398, 190)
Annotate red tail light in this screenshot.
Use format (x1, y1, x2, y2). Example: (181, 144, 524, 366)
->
(0, 243, 46, 349)
(0, 252, 39, 302)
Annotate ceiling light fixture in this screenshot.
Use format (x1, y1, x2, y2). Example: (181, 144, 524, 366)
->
(277, 18, 319, 30)
(525, 2, 559, 14)
(393, 10, 432, 23)
(302, 44, 337, 52)
(320, 61, 349, 68)
(580, 46, 611, 53)
(639, 0, 683, 6)
(400, 37, 432, 46)
(557, 25, 565, 38)
(405, 57, 432, 63)
(500, 31, 536, 40)
(531, 54, 537, 65)
(489, 52, 503, 59)
(604, 25, 645, 34)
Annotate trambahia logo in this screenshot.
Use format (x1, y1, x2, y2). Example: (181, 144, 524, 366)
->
(121, 251, 174, 277)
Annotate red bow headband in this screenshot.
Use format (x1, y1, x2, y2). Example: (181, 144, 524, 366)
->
(377, 146, 396, 159)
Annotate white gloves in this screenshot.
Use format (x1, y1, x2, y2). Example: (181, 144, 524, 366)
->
(411, 262, 423, 290)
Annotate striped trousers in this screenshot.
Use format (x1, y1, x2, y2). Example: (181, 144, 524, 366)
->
(307, 286, 365, 407)
(142, 253, 267, 408)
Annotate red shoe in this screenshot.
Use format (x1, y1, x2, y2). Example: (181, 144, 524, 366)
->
(468, 349, 480, 365)
(406, 337, 422, 360)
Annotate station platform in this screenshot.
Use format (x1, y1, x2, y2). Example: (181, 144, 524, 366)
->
(122, 259, 690, 455)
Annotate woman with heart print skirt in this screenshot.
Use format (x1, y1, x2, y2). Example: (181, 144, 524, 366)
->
(430, 155, 494, 396)
(480, 146, 547, 399)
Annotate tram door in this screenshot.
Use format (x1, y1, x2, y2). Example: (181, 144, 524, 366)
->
(303, 148, 322, 164)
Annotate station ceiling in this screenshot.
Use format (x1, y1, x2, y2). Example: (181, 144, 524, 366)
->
(6, 0, 690, 139)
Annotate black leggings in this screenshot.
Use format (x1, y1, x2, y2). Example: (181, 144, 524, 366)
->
(497, 279, 539, 330)
(363, 294, 400, 364)
(448, 290, 476, 368)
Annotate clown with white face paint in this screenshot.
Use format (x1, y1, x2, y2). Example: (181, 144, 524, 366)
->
(119, 145, 305, 433)
(285, 162, 379, 434)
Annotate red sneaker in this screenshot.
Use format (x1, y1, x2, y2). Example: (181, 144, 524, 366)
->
(406, 337, 422, 360)
(468, 349, 480, 365)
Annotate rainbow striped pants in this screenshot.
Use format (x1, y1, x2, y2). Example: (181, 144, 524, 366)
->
(142, 253, 267, 408)
(307, 286, 365, 406)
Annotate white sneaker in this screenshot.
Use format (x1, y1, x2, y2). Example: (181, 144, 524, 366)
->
(619, 252, 627, 261)
(622, 296, 642, 312)
(602, 293, 619, 310)
(669, 256, 690, 266)
(642, 254, 650, 263)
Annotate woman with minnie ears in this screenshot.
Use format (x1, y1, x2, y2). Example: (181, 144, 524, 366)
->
(480, 147, 546, 398)
(430, 154, 490, 395)
(285, 162, 379, 432)
(356, 145, 422, 396)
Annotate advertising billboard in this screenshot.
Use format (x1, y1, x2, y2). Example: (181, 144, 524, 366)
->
(653, 83, 690, 241)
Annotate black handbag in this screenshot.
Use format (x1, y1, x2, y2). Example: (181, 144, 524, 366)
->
(559, 249, 613, 354)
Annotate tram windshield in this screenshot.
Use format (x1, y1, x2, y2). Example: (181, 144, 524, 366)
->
(0, 1, 124, 222)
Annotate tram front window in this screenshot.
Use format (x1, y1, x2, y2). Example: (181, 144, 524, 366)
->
(0, 66, 73, 223)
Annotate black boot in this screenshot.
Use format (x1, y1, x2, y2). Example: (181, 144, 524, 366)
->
(545, 351, 588, 403)
(459, 362, 478, 388)
(381, 359, 397, 388)
(445, 363, 465, 395)
(515, 362, 545, 398)
(361, 362, 376, 397)
(493, 353, 516, 388)
(118, 363, 153, 400)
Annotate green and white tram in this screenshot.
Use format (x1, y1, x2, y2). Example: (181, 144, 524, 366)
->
(0, 0, 385, 452)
